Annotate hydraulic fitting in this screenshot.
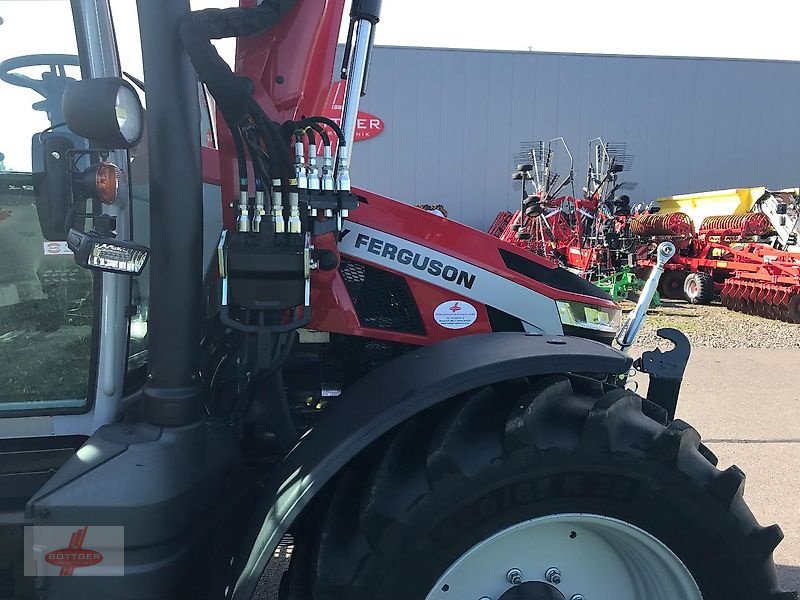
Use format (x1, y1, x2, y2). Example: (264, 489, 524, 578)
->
(288, 191, 302, 233)
(271, 178, 285, 233)
(294, 140, 308, 190)
(237, 189, 250, 233)
(336, 145, 351, 193)
(253, 188, 266, 233)
(308, 143, 321, 191)
(321, 145, 335, 192)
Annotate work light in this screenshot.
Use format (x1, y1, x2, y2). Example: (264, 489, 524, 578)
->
(66, 229, 149, 276)
(62, 78, 145, 149)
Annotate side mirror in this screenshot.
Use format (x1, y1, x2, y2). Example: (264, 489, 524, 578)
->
(32, 133, 79, 241)
(62, 77, 144, 149)
(32, 134, 122, 241)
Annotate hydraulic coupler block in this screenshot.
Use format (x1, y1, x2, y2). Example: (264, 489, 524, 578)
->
(220, 229, 307, 313)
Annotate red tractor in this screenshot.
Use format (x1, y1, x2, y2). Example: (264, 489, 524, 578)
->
(0, 1, 793, 599)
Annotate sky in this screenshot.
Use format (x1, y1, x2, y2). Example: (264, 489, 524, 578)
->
(184, 0, 800, 62)
(3, 0, 800, 171)
(370, 0, 800, 61)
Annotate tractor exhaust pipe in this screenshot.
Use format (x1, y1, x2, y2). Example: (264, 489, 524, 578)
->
(616, 241, 675, 352)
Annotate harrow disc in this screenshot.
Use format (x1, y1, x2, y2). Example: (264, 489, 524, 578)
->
(722, 277, 800, 322)
(720, 282, 734, 309)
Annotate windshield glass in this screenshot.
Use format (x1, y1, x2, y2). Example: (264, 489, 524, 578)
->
(0, 1, 93, 410)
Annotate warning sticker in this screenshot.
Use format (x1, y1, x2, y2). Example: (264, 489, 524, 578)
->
(43, 241, 73, 256)
(433, 300, 478, 330)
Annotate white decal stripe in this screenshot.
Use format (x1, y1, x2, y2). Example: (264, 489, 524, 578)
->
(339, 221, 563, 334)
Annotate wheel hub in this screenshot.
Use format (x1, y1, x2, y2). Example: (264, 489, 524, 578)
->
(497, 581, 566, 600)
(424, 513, 702, 600)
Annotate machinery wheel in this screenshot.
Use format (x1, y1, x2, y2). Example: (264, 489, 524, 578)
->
(290, 377, 790, 600)
(684, 272, 715, 305)
(788, 295, 800, 324)
(659, 270, 687, 299)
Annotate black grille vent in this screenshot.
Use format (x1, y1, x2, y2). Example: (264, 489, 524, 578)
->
(339, 260, 425, 335)
(499, 248, 613, 301)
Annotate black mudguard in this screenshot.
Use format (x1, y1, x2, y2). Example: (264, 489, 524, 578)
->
(230, 332, 631, 599)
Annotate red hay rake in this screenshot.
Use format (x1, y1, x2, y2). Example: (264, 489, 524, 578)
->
(495, 138, 800, 321)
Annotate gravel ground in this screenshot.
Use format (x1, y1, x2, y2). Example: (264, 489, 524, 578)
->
(628, 298, 800, 349)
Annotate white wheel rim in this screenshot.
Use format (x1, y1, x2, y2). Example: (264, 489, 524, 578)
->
(425, 513, 702, 600)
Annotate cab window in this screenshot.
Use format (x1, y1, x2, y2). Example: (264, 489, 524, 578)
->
(0, 1, 92, 410)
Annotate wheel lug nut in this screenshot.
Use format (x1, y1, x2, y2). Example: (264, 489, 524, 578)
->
(545, 567, 562, 585)
(506, 568, 523, 585)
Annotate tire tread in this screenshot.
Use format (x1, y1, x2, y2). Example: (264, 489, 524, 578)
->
(300, 377, 791, 600)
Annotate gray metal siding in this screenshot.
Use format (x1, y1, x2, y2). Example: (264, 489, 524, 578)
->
(346, 46, 800, 229)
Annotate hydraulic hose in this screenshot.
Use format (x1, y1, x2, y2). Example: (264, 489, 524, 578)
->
(299, 116, 345, 146)
(305, 121, 329, 147)
(180, 1, 298, 186)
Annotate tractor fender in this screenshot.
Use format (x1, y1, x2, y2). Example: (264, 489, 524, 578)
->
(230, 332, 631, 599)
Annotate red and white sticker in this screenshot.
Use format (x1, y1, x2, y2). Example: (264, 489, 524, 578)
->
(43, 241, 73, 256)
(433, 300, 478, 330)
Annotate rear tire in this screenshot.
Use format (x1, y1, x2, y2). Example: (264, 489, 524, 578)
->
(288, 377, 791, 600)
(684, 272, 715, 304)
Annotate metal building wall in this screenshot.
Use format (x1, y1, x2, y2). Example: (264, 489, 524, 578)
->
(347, 46, 800, 230)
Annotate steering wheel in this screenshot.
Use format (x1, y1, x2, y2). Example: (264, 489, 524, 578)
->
(0, 54, 80, 95)
(0, 54, 80, 124)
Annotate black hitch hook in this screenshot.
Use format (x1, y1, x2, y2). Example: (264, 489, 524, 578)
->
(633, 327, 691, 421)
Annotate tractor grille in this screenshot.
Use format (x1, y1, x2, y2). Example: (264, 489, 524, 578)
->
(339, 259, 425, 335)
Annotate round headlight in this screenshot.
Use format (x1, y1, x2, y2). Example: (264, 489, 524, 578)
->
(63, 77, 144, 149)
(115, 86, 143, 144)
